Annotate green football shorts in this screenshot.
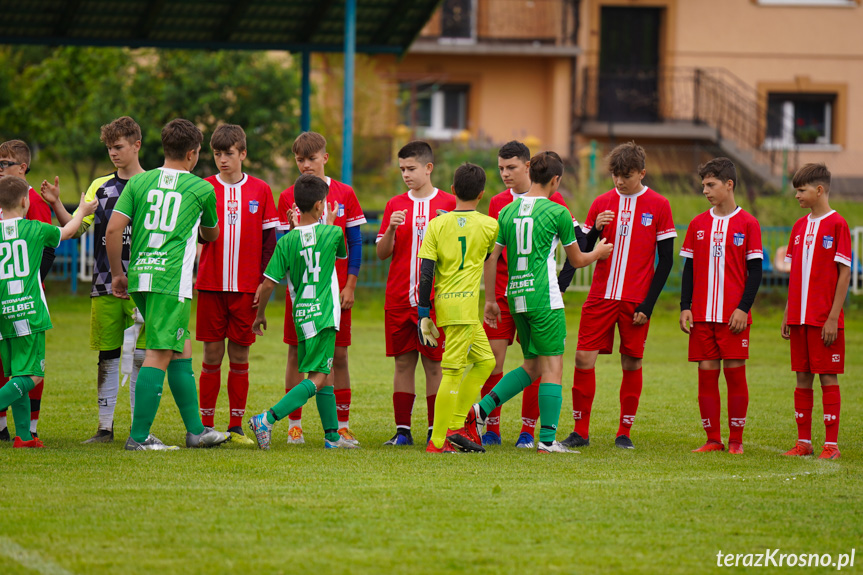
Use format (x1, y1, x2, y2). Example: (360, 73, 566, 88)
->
(0, 332, 46, 377)
(90, 294, 145, 351)
(131, 292, 191, 353)
(512, 308, 567, 359)
(298, 327, 336, 375)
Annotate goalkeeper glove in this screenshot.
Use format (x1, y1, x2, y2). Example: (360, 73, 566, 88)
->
(417, 306, 440, 348)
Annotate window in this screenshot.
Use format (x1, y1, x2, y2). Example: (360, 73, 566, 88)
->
(765, 92, 836, 147)
(398, 83, 469, 139)
(441, 0, 474, 40)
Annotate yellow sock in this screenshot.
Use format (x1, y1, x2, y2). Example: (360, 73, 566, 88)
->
(430, 367, 464, 449)
(451, 357, 495, 430)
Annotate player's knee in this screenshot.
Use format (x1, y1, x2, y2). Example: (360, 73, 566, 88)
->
(621, 354, 642, 371)
(575, 351, 597, 370)
(98, 348, 122, 362)
(474, 357, 496, 377)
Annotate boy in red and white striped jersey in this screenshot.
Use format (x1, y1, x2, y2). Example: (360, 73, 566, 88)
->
(679, 158, 763, 454)
(196, 124, 279, 444)
(563, 142, 676, 450)
(781, 163, 851, 460)
(376, 141, 455, 445)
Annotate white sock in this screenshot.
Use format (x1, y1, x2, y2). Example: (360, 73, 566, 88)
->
(338, 419, 349, 430)
(129, 349, 145, 413)
(0, 415, 6, 430)
(30, 419, 38, 434)
(288, 418, 302, 428)
(97, 357, 120, 430)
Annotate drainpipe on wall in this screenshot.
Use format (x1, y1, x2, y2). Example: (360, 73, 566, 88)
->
(569, 0, 581, 160)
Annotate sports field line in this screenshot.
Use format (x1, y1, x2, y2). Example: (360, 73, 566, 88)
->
(0, 537, 75, 575)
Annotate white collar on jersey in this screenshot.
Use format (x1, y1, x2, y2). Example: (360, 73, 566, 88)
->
(708, 206, 742, 220)
(293, 222, 320, 230)
(158, 167, 189, 174)
(216, 173, 249, 187)
(407, 188, 439, 202)
(614, 185, 648, 198)
(807, 209, 836, 223)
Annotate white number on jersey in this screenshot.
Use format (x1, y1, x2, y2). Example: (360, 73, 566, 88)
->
(0, 240, 30, 279)
(514, 217, 534, 255)
(144, 189, 182, 232)
(301, 247, 321, 285)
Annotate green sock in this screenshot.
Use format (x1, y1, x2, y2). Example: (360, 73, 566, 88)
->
(2, 377, 36, 441)
(431, 367, 464, 448)
(478, 366, 532, 417)
(131, 367, 165, 442)
(270, 379, 316, 424)
(537, 382, 563, 444)
(451, 358, 495, 428)
(167, 358, 204, 435)
(316, 385, 340, 442)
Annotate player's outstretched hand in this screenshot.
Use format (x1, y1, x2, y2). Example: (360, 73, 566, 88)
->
(326, 201, 338, 225)
(679, 310, 693, 334)
(78, 192, 98, 217)
(252, 316, 267, 336)
(728, 309, 747, 334)
(484, 301, 501, 329)
(595, 210, 615, 230)
(40, 176, 60, 204)
(111, 275, 129, 300)
(416, 306, 439, 347)
(593, 238, 613, 260)
(389, 209, 407, 230)
(821, 317, 838, 346)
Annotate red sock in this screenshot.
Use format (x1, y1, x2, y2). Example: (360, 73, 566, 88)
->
(481, 373, 503, 434)
(198, 362, 221, 428)
(426, 394, 436, 429)
(794, 387, 814, 442)
(724, 365, 748, 444)
(335, 388, 351, 427)
(393, 392, 414, 429)
(572, 367, 596, 438)
(520, 380, 540, 435)
(617, 368, 642, 437)
(288, 408, 303, 422)
(697, 368, 722, 443)
(227, 362, 249, 430)
(822, 385, 840, 444)
(30, 380, 44, 424)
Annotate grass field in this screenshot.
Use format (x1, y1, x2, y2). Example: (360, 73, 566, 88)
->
(1, 288, 861, 575)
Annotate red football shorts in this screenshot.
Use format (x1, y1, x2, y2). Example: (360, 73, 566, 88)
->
(284, 292, 352, 347)
(789, 325, 844, 374)
(385, 306, 444, 360)
(195, 290, 256, 346)
(577, 297, 650, 358)
(483, 296, 516, 345)
(688, 322, 750, 362)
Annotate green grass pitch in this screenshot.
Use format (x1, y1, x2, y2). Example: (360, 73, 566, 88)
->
(1, 289, 860, 574)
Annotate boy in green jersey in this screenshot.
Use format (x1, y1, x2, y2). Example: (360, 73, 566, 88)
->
(0, 176, 96, 447)
(450, 152, 613, 453)
(417, 163, 498, 453)
(107, 118, 230, 451)
(248, 174, 358, 450)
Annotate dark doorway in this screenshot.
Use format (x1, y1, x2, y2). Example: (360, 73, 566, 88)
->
(598, 6, 661, 122)
(441, 0, 473, 40)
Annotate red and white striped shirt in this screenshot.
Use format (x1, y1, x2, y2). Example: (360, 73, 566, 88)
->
(196, 174, 279, 293)
(584, 186, 676, 303)
(377, 188, 456, 309)
(785, 210, 851, 327)
(680, 207, 762, 323)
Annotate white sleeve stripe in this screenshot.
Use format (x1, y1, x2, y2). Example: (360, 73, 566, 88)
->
(562, 240, 576, 247)
(835, 254, 851, 265)
(495, 241, 505, 247)
(262, 222, 279, 230)
(746, 253, 763, 260)
(784, 256, 792, 263)
(263, 273, 280, 283)
(656, 231, 678, 240)
(336, 254, 348, 260)
(345, 219, 367, 228)
(113, 208, 131, 219)
(679, 251, 693, 258)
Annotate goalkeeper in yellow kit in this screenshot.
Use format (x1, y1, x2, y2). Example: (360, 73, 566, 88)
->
(417, 163, 498, 453)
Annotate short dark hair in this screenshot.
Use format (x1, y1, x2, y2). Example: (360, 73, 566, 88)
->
(292, 132, 327, 157)
(607, 141, 646, 176)
(698, 157, 737, 190)
(0, 175, 30, 211)
(398, 140, 434, 165)
(453, 163, 486, 201)
(528, 151, 563, 185)
(101, 116, 142, 146)
(161, 118, 203, 161)
(210, 124, 247, 152)
(498, 140, 530, 163)
(294, 174, 329, 213)
(0, 140, 31, 166)
(792, 163, 831, 190)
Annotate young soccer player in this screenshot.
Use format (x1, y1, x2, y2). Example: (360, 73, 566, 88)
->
(376, 141, 456, 446)
(248, 174, 358, 450)
(679, 158, 763, 454)
(277, 132, 365, 445)
(482, 140, 587, 448)
(0, 176, 96, 447)
(563, 141, 676, 450)
(195, 124, 279, 445)
(39, 117, 147, 443)
(107, 118, 230, 451)
(417, 163, 498, 453)
(450, 151, 613, 454)
(0, 140, 55, 441)
(780, 163, 851, 460)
